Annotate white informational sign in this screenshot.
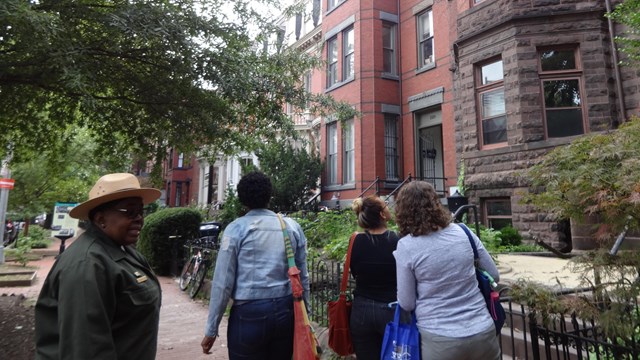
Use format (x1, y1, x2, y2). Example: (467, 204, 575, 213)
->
(51, 202, 79, 238)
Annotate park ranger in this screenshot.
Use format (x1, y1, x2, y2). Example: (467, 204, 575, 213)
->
(35, 173, 162, 360)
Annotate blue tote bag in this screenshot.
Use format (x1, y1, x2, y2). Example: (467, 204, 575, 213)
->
(380, 305, 421, 360)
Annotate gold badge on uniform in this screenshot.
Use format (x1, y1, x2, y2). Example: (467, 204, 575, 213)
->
(134, 271, 148, 283)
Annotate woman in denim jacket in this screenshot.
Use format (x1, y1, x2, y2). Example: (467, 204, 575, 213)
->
(349, 196, 400, 360)
(201, 171, 310, 359)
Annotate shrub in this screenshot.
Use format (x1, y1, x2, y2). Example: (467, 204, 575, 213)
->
(502, 243, 545, 253)
(497, 226, 523, 247)
(138, 207, 202, 275)
(465, 223, 502, 252)
(294, 210, 357, 251)
(13, 242, 32, 267)
(18, 226, 51, 249)
(214, 187, 245, 228)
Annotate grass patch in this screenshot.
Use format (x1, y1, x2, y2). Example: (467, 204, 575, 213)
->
(0, 263, 38, 273)
(0, 269, 37, 287)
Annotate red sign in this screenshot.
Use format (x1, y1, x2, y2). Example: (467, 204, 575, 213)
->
(0, 178, 15, 190)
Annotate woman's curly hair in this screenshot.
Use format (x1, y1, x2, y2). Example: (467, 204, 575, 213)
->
(237, 171, 272, 210)
(395, 181, 451, 237)
(351, 195, 386, 230)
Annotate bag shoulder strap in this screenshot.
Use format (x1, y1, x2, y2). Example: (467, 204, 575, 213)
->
(457, 223, 479, 265)
(340, 232, 358, 295)
(277, 214, 296, 269)
(457, 223, 499, 289)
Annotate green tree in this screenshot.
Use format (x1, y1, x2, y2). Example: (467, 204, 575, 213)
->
(608, 0, 640, 64)
(0, 0, 356, 164)
(524, 116, 640, 241)
(257, 139, 322, 213)
(215, 186, 245, 227)
(8, 127, 128, 225)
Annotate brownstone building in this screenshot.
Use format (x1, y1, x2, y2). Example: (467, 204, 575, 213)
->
(454, 0, 639, 245)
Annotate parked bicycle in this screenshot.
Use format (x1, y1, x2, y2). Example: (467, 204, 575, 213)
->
(179, 236, 218, 298)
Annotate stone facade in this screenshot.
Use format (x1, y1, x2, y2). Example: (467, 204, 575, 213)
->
(454, 0, 640, 246)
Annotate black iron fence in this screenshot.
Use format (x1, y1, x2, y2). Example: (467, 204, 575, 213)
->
(306, 256, 640, 360)
(308, 256, 354, 327)
(528, 310, 640, 360)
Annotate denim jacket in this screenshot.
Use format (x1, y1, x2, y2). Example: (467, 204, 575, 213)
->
(204, 209, 309, 337)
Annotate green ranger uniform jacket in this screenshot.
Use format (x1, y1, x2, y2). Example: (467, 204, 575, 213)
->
(35, 224, 162, 360)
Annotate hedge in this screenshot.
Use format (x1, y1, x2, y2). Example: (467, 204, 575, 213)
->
(138, 207, 202, 275)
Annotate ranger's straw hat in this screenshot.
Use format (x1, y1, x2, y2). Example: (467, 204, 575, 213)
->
(69, 173, 161, 220)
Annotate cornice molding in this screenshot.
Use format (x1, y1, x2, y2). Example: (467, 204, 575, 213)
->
(292, 26, 322, 52)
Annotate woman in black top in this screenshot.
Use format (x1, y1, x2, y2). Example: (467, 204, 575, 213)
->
(349, 195, 400, 360)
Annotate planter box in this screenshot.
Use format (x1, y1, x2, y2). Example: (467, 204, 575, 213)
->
(0, 271, 37, 287)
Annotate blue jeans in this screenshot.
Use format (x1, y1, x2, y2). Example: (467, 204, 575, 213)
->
(349, 296, 396, 360)
(227, 296, 294, 360)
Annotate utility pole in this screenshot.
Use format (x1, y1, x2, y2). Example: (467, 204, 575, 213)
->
(0, 152, 13, 264)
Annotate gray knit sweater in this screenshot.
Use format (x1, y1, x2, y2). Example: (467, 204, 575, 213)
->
(393, 223, 499, 338)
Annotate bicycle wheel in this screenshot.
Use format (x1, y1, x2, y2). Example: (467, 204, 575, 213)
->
(179, 257, 196, 291)
(189, 262, 208, 299)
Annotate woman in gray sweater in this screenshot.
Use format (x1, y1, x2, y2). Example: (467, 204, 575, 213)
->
(393, 181, 501, 360)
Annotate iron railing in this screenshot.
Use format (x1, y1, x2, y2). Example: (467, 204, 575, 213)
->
(303, 192, 322, 211)
(383, 173, 412, 205)
(307, 256, 354, 327)
(529, 308, 640, 360)
(358, 176, 381, 198)
(304, 254, 640, 359)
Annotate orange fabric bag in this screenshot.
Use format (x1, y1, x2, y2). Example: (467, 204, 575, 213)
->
(277, 215, 320, 360)
(327, 232, 358, 356)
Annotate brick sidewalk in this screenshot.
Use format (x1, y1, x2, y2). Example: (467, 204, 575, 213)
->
(156, 276, 229, 360)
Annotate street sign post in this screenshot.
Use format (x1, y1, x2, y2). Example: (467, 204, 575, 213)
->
(0, 166, 12, 265)
(0, 178, 14, 189)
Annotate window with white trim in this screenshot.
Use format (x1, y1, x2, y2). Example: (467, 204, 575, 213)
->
(383, 22, 397, 75)
(476, 59, 507, 147)
(483, 198, 513, 230)
(342, 119, 355, 183)
(177, 153, 190, 168)
(327, 122, 338, 185)
(343, 27, 354, 80)
(178, 153, 184, 168)
(417, 10, 434, 68)
(303, 71, 311, 93)
(538, 47, 585, 138)
(202, 166, 209, 199)
(175, 182, 182, 207)
(327, 37, 338, 87)
(303, 71, 311, 108)
(328, 0, 345, 11)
